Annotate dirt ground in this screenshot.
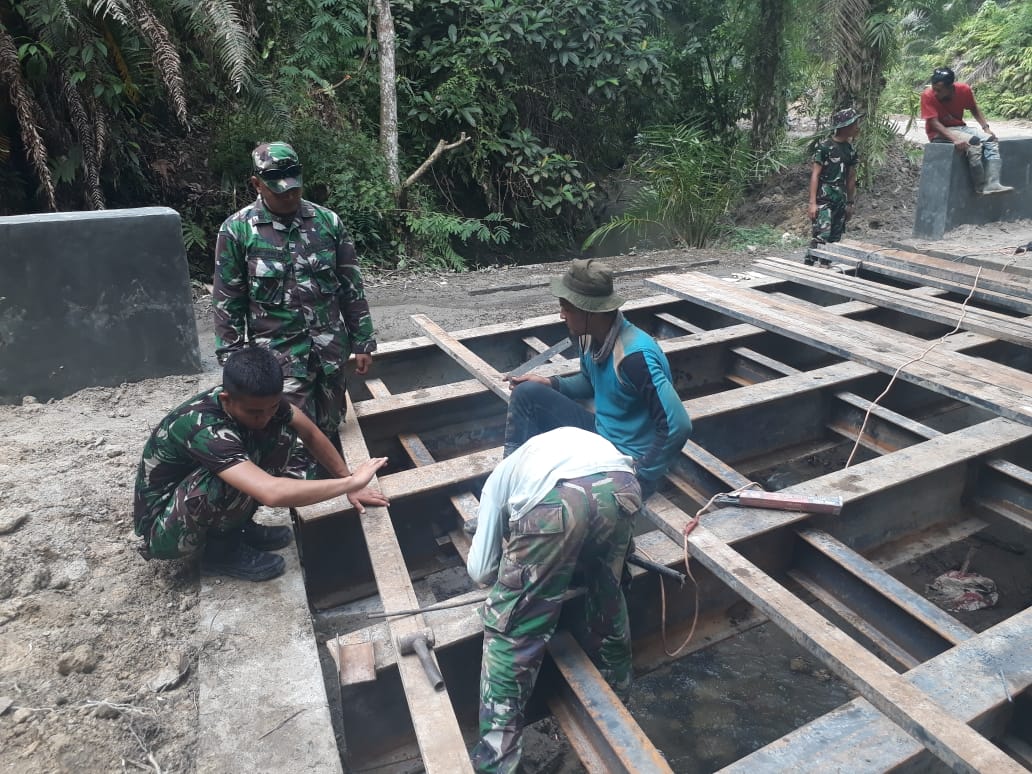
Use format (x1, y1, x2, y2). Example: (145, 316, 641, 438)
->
(2, 126, 1032, 773)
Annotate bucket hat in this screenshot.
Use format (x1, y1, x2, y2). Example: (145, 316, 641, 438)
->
(549, 259, 625, 312)
(831, 108, 864, 130)
(252, 141, 303, 194)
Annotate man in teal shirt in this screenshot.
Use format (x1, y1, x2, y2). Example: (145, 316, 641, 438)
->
(505, 259, 692, 497)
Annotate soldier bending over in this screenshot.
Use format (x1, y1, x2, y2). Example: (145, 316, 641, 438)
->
(467, 427, 642, 773)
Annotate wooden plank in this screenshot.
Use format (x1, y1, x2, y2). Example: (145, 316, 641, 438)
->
(694, 418, 1032, 545)
(364, 378, 392, 399)
(648, 272, 1032, 425)
(830, 239, 1032, 297)
(296, 447, 502, 521)
(411, 312, 512, 401)
(755, 256, 1032, 347)
(811, 249, 1032, 315)
(335, 395, 473, 773)
(721, 607, 1032, 773)
(678, 523, 1024, 774)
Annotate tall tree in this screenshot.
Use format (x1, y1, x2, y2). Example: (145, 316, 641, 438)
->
(374, 0, 399, 188)
(831, 0, 895, 116)
(748, 0, 788, 152)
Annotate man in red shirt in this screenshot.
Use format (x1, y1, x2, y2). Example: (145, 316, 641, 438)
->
(920, 67, 1012, 195)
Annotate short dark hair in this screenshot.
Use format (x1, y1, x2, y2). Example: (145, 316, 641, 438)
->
(931, 67, 955, 86)
(222, 347, 283, 397)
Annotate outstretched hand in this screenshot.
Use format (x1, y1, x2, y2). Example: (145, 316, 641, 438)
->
(344, 457, 389, 513)
(347, 486, 390, 513)
(505, 372, 550, 390)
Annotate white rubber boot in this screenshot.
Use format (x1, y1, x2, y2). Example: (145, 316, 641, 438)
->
(982, 159, 1014, 194)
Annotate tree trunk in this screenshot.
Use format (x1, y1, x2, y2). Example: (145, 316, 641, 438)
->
(374, 0, 399, 190)
(748, 0, 787, 152)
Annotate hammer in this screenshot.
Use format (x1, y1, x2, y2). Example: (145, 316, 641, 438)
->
(396, 630, 445, 691)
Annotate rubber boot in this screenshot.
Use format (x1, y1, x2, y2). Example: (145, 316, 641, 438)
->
(966, 149, 986, 194)
(201, 530, 285, 581)
(982, 159, 1014, 194)
(240, 518, 293, 551)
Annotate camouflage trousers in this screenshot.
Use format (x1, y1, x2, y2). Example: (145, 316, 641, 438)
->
(282, 354, 347, 438)
(283, 351, 347, 477)
(810, 184, 848, 246)
(143, 442, 292, 559)
(470, 471, 641, 774)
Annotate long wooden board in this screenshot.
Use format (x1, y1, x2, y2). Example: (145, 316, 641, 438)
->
(755, 256, 1032, 346)
(830, 239, 1032, 297)
(333, 394, 474, 773)
(647, 272, 1032, 425)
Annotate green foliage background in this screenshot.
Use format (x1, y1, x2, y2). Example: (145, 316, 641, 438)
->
(1, 0, 1030, 272)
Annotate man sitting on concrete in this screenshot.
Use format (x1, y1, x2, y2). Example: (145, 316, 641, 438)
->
(467, 427, 642, 773)
(133, 347, 388, 581)
(921, 67, 1013, 195)
(504, 259, 691, 499)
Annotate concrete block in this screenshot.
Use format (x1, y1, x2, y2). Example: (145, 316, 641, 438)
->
(0, 207, 201, 402)
(913, 139, 1032, 239)
(198, 507, 344, 774)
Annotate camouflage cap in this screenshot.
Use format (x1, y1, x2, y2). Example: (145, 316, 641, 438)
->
(252, 141, 302, 194)
(831, 108, 864, 130)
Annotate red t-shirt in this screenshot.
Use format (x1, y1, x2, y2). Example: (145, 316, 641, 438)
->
(921, 83, 977, 141)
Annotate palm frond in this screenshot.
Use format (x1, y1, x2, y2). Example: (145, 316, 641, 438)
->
(0, 26, 57, 210)
(131, 0, 188, 125)
(181, 0, 254, 91)
(87, 0, 134, 27)
(61, 73, 105, 209)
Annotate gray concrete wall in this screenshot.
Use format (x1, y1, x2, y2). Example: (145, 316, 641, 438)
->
(0, 207, 201, 402)
(913, 139, 1032, 239)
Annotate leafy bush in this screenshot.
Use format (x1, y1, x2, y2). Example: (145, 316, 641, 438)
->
(584, 124, 757, 250)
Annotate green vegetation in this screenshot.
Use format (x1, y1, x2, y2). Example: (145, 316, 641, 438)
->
(1, 0, 1029, 271)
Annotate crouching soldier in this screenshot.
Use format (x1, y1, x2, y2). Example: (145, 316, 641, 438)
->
(133, 347, 388, 581)
(467, 427, 642, 773)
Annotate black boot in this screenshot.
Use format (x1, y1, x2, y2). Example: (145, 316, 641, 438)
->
(240, 518, 293, 551)
(201, 531, 285, 581)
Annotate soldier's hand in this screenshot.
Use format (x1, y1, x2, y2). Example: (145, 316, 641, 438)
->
(808, 203, 818, 221)
(347, 485, 390, 514)
(353, 353, 373, 375)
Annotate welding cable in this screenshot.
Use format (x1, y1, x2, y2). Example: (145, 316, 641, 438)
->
(639, 481, 762, 659)
(844, 266, 983, 468)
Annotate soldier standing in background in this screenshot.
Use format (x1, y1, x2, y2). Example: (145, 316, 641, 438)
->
(212, 141, 376, 476)
(806, 108, 862, 265)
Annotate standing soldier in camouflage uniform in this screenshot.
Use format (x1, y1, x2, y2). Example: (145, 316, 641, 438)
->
(806, 108, 862, 265)
(466, 427, 642, 773)
(133, 347, 388, 581)
(213, 141, 377, 475)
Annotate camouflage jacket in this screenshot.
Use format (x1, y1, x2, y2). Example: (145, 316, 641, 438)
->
(812, 138, 859, 199)
(132, 387, 294, 533)
(212, 197, 376, 378)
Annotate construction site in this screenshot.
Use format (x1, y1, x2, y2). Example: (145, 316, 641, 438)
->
(1, 156, 1032, 771)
